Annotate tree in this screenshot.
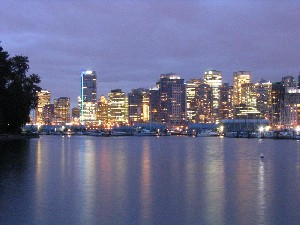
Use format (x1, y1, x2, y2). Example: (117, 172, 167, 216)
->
(0, 45, 41, 134)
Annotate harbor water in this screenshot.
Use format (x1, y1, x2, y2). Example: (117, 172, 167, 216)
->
(1, 135, 300, 225)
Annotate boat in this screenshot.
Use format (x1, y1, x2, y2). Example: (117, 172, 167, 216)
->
(110, 130, 131, 136)
(263, 130, 277, 139)
(197, 129, 219, 137)
(134, 129, 158, 136)
(85, 131, 103, 137)
(225, 131, 238, 138)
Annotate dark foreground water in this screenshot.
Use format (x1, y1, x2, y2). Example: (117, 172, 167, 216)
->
(1, 136, 300, 225)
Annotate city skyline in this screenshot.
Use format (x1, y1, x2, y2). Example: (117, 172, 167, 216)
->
(1, 1, 300, 107)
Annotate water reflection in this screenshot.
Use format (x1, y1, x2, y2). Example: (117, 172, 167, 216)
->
(257, 160, 266, 224)
(140, 141, 152, 224)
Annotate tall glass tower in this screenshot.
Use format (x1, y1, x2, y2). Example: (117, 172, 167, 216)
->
(80, 70, 97, 124)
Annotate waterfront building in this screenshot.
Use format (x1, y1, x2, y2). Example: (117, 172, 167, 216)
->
(128, 88, 149, 125)
(283, 84, 300, 128)
(203, 70, 222, 123)
(255, 79, 272, 120)
(35, 90, 51, 124)
(53, 97, 70, 125)
(107, 89, 128, 126)
(71, 107, 80, 125)
(233, 71, 252, 117)
(42, 104, 54, 125)
(148, 88, 161, 123)
(219, 83, 233, 120)
(186, 79, 202, 123)
(80, 70, 97, 124)
(271, 81, 285, 127)
(157, 73, 186, 125)
(195, 83, 213, 123)
(96, 96, 108, 126)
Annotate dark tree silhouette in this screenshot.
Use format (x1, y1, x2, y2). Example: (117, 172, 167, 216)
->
(0, 45, 41, 134)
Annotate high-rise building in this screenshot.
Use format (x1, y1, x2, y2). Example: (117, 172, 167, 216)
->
(148, 88, 160, 123)
(203, 70, 222, 123)
(233, 71, 251, 106)
(80, 70, 97, 124)
(42, 104, 54, 125)
(255, 79, 272, 120)
(157, 73, 186, 125)
(271, 82, 285, 127)
(195, 83, 213, 123)
(128, 88, 149, 125)
(35, 90, 51, 124)
(107, 89, 128, 125)
(233, 71, 251, 117)
(53, 97, 70, 125)
(219, 83, 233, 120)
(96, 96, 108, 126)
(71, 107, 80, 125)
(186, 79, 202, 123)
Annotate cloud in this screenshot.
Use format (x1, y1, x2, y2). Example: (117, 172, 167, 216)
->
(1, 1, 300, 107)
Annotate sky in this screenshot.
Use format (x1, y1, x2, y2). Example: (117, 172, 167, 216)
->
(1, 1, 300, 107)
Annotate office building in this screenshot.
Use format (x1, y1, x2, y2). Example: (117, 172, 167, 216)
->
(204, 70, 222, 123)
(107, 89, 128, 125)
(35, 90, 51, 124)
(157, 73, 186, 125)
(128, 88, 149, 125)
(53, 97, 70, 125)
(96, 96, 108, 126)
(186, 79, 202, 123)
(80, 70, 97, 124)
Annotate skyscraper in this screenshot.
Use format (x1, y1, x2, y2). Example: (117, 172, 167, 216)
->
(35, 90, 51, 124)
(128, 88, 149, 125)
(80, 70, 97, 124)
(233, 71, 251, 106)
(107, 89, 128, 125)
(157, 73, 186, 125)
(186, 79, 202, 123)
(53, 97, 70, 125)
(204, 70, 222, 123)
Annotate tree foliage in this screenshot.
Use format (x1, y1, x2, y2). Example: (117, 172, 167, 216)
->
(0, 45, 41, 134)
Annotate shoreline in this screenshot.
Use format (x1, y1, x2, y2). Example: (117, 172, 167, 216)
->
(0, 133, 40, 141)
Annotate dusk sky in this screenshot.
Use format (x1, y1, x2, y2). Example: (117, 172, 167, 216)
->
(1, 1, 300, 107)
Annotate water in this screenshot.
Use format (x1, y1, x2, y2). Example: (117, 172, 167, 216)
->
(1, 136, 300, 225)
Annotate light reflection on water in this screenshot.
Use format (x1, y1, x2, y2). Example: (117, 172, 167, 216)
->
(1, 136, 300, 224)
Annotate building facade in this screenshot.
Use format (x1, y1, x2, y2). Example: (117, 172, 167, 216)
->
(35, 90, 51, 124)
(157, 73, 186, 125)
(203, 70, 222, 123)
(80, 70, 97, 124)
(107, 89, 128, 126)
(53, 97, 70, 125)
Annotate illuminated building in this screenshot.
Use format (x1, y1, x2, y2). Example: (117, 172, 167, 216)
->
(186, 79, 202, 122)
(108, 89, 128, 125)
(149, 88, 160, 123)
(271, 82, 285, 127)
(72, 107, 80, 124)
(42, 104, 54, 125)
(255, 79, 272, 120)
(35, 90, 51, 124)
(233, 71, 251, 117)
(233, 71, 251, 106)
(219, 83, 233, 120)
(204, 70, 222, 123)
(97, 95, 108, 125)
(128, 88, 149, 125)
(79, 70, 97, 124)
(157, 73, 186, 125)
(235, 83, 261, 119)
(53, 97, 70, 125)
(195, 83, 213, 123)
